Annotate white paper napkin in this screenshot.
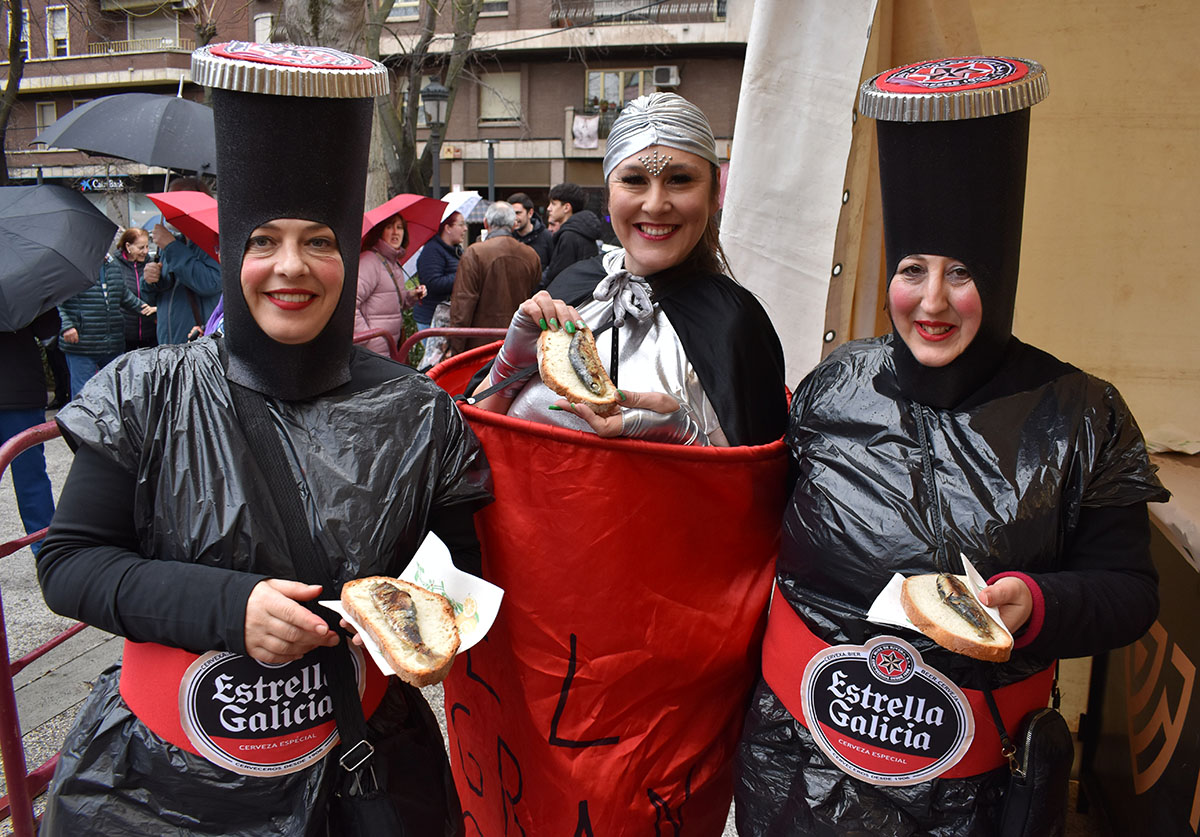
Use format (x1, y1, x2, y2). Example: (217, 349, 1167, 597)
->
(866, 554, 1013, 643)
(322, 534, 504, 678)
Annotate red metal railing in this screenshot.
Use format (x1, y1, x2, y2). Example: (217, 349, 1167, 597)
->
(0, 421, 81, 836)
(351, 327, 400, 359)
(397, 327, 506, 363)
(353, 327, 507, 365)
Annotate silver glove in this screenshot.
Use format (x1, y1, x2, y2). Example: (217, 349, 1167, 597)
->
(488, 307, 543, 397)
(620, 402, 709, 446)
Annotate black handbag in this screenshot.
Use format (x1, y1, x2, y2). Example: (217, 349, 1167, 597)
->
(983, 670, 1074, 837)
(228, 380, 406, 836)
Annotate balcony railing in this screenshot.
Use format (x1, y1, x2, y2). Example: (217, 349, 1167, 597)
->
(578, 103, 621, 139)
(87, 37, 196, 56)
(551, 0, 725, 27)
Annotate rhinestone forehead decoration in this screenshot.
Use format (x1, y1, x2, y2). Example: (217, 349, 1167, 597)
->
(637, 149, 673, 177)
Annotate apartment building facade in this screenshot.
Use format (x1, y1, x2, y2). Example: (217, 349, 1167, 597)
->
(385, 0, 748, 214)
(2, 0, 746, 223)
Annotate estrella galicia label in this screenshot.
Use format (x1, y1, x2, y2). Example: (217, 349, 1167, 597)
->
(211, 41, 376, 71)
(800, 636, 973, 786)
(877, 57, 1028, 93)
(178, 647, 365, 776)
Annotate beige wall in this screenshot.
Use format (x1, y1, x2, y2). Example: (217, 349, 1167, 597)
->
(971, 0, 1200, 444)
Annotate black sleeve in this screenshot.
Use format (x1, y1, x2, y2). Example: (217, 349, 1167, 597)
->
(36, 446, 267, 655)
(542, 234, 589, 286)
(534, 232, 553, 268)
(429, 502, 483, 579)
(32, 309, 62, 341)
(1022, 502, 1158, 660)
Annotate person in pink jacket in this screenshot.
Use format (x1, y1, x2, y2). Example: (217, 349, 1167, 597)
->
(354, 213, 427, 359)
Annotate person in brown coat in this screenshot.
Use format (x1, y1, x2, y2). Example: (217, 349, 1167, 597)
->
(447, 201, 542, 355)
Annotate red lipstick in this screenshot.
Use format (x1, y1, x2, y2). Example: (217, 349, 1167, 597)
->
(265, 289, 317, 310)
(914, 320, 957, 342)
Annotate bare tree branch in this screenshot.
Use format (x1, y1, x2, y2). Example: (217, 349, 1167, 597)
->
(1, 0, 28, 184)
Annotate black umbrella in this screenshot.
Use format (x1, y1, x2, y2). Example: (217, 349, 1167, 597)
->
(34, 93, 218, 174)
(0, 185, 118, 331)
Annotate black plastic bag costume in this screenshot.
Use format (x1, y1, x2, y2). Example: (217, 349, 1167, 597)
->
(735, 334, 1167, 835)
(734, 57, 1168, 835)
(40, 344, 489, 835)
(35, 43, 492, 835)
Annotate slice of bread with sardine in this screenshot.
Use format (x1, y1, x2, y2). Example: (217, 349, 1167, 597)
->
(341, 577, 460, 686)
(901, 572, 1012, 662)
(538, 325, 620, 416)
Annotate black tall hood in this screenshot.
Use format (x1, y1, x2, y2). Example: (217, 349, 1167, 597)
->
(859, 56, 1049, 408)
(191, 42, 389, 400)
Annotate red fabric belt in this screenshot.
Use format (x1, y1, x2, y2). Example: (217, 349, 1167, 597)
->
(119, 640, 389, 758)
(761, 586, 1053, 778)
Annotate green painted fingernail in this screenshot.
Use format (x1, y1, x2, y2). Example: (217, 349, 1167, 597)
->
(549, 318, 559, 330)
(565, 321, 576, 334)
(618, 390, 627, 401)
(538, 318, 548, 330)
(577, 320, 586, 331)
(548, 405, 565, 411)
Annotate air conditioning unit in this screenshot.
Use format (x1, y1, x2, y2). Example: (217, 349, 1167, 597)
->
(653, 65, 681, 88)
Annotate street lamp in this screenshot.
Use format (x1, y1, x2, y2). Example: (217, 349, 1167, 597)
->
(421, 78, 450, 199)
(483, 139, 499, 202)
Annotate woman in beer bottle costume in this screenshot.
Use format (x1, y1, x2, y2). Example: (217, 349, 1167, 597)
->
(37, 43, 490, 835)
(735, 57, 1168, 835)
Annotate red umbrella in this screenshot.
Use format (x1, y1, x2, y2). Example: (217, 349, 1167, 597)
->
(147, 190, 220, 262)
(361, 194, 447, 256)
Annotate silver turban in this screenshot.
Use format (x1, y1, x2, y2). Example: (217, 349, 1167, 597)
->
(602, 92, 719, 179)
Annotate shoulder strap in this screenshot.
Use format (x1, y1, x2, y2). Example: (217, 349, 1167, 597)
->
(226, 381, 383, 786)
(185, 288, 205, 328)
(375, 251, 407, 302)
(981, 661, 1060, 776)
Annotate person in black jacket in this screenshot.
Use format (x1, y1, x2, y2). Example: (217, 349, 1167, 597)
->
(0, 309, 58, 556)
(111, 227, 157, 350)
(57, 259, 153, 398)
(541, 181, 601, 287)
(413, 211, 466, 333)
(507, 191, 552, 268)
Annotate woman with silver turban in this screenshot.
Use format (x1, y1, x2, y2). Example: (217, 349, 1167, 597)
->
(438, 92, 788, 834)
(472, 91, 786, 447)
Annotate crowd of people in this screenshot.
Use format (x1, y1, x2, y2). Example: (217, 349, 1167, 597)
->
(349, 180, 609, 369)
(1, 178, 223, 559)
(0, 41, 1166, 837)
